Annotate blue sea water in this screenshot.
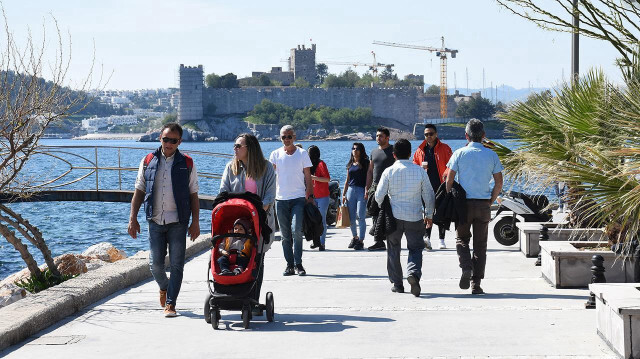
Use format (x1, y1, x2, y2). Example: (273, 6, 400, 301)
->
(0, 138, 542, 280)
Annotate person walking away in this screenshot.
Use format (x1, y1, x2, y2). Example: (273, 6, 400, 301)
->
(308, 145, 330, 251)
(412, 124, 452, 250)
(446, 119, 503, 295)
(220, 133, 276, 315)
(342, 142, 369, 250)
(269, 125, 313, 276)
(365, 127, 395, 251)
(375, 139, 435, 297)
(128, 122, 200, 317)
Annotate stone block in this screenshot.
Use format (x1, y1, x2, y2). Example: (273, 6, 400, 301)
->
(521, 225, 605, 257)
(590, 283, 640, 359)
(540, 241, 636, 288)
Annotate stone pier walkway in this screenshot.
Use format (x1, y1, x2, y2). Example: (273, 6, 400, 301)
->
(0, 219, 616, 358)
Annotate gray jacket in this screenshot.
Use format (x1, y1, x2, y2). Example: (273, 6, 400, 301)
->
(220, 160, 276, 251)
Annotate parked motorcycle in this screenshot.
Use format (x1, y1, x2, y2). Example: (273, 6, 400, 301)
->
(492, 191, 552, 246)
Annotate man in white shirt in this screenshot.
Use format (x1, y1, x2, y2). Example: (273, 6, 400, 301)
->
(269, 125, 313, 276)
(128, 123, 200, 317)
(375, 139, 435, 297)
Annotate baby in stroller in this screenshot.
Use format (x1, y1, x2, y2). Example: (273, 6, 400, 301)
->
(217, 218, 253, 276)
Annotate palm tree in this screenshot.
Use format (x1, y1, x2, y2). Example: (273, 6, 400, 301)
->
(494, 69, 640, 248)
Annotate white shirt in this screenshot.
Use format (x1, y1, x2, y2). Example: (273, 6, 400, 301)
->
(269, 146, 312, 200)
(375, 159, 435, 222)
(135, 151, 199, 225)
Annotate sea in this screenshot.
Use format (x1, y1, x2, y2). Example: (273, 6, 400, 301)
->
(0, 138, 541, 280)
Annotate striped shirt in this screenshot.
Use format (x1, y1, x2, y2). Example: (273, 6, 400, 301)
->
(375, 159, 435, 222)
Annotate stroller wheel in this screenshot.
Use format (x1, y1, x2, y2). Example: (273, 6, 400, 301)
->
(204, 294, 212, 323)
(242, 305, 251, 329)
(211, 308, 220, 330)
(266, 292, 275, 322)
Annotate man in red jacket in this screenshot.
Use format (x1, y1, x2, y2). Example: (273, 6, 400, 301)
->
(412, 124, 452, 250)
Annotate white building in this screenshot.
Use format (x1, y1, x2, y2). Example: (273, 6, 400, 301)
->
(81, 115, 138, 133)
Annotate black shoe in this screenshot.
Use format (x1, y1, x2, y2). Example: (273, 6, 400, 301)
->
(220, 269, 233, 276)
(348, 237, 358, 248)
(471, 283, 485, 295)
(295, 264, 306, 276)
(367, 241, 386, 251)
(310, 243, 319, 249)
(391, 285, 404, 293)
(459, 270, 472, 290)
(318, 244, 325, 251)
(283, 265, 295, 276)
(407, 275, 421, 297)
(353, 240, 364, 250)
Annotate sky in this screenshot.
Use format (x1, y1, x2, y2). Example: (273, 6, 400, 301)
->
(3, 0, 624, 92)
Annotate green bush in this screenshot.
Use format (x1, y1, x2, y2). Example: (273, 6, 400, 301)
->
(15, 269, 76, 294)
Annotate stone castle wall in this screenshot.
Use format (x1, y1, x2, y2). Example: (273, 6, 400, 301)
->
(203, 86, 424, 130)
(178, 65, 204, 122)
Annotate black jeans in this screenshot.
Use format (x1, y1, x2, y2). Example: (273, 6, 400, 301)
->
(425, 225, 447, 240)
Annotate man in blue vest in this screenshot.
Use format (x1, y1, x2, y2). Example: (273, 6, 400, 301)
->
(128, 123, 200, 317)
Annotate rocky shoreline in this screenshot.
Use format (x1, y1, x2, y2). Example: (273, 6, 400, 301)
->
(0, 243, 130, 309)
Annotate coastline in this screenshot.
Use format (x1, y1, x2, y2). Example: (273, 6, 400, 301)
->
(72, 133, 146, 140)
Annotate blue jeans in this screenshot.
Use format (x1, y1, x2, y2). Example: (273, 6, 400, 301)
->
(276, 197, 306, 266)
(148, 221, 187, 306)
(346, 185, 366, 240)
(315, 196, 330, 245)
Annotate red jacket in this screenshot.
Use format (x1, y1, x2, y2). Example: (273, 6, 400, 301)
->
(412, 139, 452, 184)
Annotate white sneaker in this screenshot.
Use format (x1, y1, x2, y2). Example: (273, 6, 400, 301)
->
(424, 238, 432, 250)
(439, 239, 446, 249)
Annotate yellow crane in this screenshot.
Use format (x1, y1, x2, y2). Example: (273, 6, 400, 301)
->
(373, 36, 458, 118)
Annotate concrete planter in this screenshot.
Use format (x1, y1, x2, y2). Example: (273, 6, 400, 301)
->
(540, 241, 636, 288)
(589, 283, 640, 359)
(520, 225, 606, 257)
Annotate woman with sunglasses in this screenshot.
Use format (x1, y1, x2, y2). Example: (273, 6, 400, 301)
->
(342, 142, 369, 250)
(307, 145, 331, 251)
(220, 133, 276, 314)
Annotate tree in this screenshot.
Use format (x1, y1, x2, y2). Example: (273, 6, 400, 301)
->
(0, 9, 97, 285)
(379, 65, 397, 82)
(455, 97, 496, 119)
(316, 63, 329, 84)
(205, 73, 222, 88)
(220, 73, 239, 88)
(293, 77, 311, 88)
(496, 0, 640, 80)
(258, 74, 272, 86)
(425, 85, 440, 95)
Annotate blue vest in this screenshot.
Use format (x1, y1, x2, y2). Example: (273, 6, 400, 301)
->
(143, 147, 193, 225)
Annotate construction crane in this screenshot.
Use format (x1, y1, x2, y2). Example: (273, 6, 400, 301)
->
(373, 36, 458, 118)
(319, 51, 393, 78)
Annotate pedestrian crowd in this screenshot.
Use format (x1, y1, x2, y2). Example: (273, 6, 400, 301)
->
(127, 118, 503, 317)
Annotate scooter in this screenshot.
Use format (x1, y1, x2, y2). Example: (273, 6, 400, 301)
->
(492, 191, 553, 246)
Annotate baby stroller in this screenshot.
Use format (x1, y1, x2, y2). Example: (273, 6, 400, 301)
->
(204, 192, 274, 329)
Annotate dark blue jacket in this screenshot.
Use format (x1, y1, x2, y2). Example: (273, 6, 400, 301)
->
(143, 147, 193, 225)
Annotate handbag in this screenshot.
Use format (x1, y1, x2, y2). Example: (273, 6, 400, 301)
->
(336, 205, 351, 228)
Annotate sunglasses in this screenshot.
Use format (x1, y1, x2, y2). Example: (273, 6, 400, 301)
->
(352, 147, 359, 151)
(233, 144, 246, 149)
(424, 132, 436, 137)
(162, 137, 179, 144)
(281, 135, 293, 140)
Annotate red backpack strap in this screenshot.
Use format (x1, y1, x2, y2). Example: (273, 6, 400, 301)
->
(143, 153, 155, 170)
(183, 154, 193, 172)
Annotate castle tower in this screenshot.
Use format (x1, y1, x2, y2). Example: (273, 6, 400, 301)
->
(289, 44, 317, 85)
(178, 64, 204, 123)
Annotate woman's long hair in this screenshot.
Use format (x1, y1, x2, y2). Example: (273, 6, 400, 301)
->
(231, 133, 267, 179)
(308, 145, 321, 175)
(346, 142, 369, 172)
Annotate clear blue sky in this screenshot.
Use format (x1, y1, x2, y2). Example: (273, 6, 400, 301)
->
(5, 0, 622, 91)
